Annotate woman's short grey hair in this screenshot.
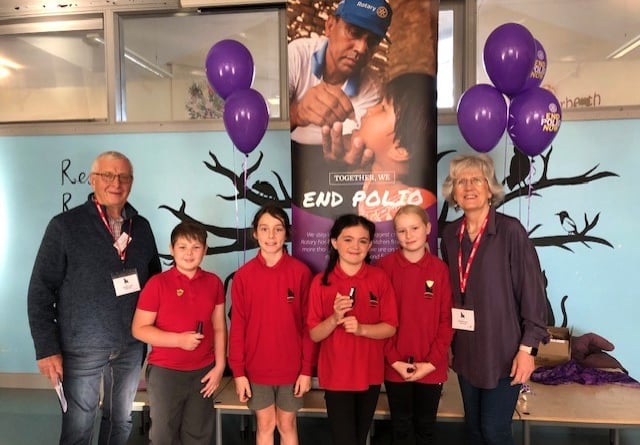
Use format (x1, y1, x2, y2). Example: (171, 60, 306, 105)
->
(441, 154, 505, 207)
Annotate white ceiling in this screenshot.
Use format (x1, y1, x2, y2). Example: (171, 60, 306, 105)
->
(477, 0, 640, 63)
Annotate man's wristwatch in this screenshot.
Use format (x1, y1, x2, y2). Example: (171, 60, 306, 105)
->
(519, 344, 538, 356)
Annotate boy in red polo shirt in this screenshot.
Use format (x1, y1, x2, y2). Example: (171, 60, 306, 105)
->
(132, 221, 226, 445)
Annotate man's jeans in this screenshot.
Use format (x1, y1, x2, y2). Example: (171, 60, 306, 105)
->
(60, 343, 144, 445)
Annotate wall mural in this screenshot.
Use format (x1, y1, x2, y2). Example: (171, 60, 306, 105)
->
(157, 150, 291, 291)
(155, 142, 619, 331)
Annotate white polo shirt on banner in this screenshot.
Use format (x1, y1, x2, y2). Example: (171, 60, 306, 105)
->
(288, 35, 382, 145)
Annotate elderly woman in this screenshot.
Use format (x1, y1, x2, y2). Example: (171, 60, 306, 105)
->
(440, 154, 548, 445)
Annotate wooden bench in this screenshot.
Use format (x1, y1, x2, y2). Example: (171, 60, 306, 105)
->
(212, 372, 465, 445)
(130, 366, 640, 445)
(212, 371, 640, 445)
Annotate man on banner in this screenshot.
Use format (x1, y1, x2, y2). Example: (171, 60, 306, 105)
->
(288, 0, 393, 217)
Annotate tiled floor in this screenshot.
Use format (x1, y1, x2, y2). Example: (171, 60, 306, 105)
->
(1, 387, 639, 444)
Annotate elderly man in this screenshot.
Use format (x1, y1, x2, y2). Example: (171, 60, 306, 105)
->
(289, 0, 392, 167)
(28, 151, 161, 445)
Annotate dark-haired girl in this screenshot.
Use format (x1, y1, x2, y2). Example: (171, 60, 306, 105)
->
(308, 214, 398, 445)
(228, 205, 315, 445)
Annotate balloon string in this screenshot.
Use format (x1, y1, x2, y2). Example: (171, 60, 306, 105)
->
(501, 138, 509, 218)
(526, 158, 536, 231)
(233, 144, 241, 271)
(243, 155, 248, 265)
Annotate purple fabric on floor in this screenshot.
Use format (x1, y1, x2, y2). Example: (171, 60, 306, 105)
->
(531, 359, 640, 387)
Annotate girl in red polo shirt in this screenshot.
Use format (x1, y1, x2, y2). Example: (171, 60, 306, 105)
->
(308, 214, 398, 445)
(377, 204, 454, 444)
(228, 205, 315, 445)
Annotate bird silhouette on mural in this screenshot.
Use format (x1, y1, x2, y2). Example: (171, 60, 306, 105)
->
(503, 146, 532, 190)
(556, 210, 578, 235)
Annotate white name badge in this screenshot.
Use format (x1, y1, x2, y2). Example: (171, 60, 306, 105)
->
(114, 232, 132, 256)
(452, 308, 475, 331)
(112, 269, 141, 297)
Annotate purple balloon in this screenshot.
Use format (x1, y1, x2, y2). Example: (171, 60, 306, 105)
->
(223, 88, 269, 154)
(508, 87, 562, 157)
(483, 23, 536, 96)
(205, 40, 255, 100)
(521, 39, 547, 92)
(457, 84, 508, 153)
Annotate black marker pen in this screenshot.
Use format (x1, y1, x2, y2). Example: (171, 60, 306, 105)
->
(196, 321, 204, 335)
(407, 356, 415, 373)
(349, 287, 356, 303)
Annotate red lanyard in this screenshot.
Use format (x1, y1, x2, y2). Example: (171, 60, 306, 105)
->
(94, 200, 131, 262)
(457, 213, 489, 298)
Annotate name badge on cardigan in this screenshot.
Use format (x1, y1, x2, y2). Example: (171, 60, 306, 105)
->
(451, 308, 475, 331)
(112, 269, 141, 296)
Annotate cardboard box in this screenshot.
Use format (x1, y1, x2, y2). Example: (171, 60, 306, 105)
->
(535, 327, 571, 367)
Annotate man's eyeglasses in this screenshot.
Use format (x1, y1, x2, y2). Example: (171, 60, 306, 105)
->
(453, 177, 486, 188)
(92, 172, 134, 184)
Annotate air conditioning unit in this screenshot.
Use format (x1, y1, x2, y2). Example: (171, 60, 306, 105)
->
(180, 0, 284, 7)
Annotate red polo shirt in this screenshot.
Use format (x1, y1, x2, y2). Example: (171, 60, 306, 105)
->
(308, 263, 398, 391)
(137, 266, 225, 371)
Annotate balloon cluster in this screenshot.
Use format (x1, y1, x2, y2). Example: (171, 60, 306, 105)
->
(457, 23, 561, 157)
(205, 39, 269, 155)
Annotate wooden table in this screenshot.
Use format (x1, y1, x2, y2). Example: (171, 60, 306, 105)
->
(517, 381, 640, 445)
(212, 373, 465, 445)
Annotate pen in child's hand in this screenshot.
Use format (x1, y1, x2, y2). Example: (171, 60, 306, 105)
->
(196, 321, 203, 335)
(348, 287, 356, 303)
(407, 356, 415, 373)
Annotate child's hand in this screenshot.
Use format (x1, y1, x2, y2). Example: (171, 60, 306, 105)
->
(200, 365, 224, 398)
(333, 293, 353, 320)
(294, 374, 312, 397)
(337, 315, 360, 335)
(405, 362, 436, 382)
(179, 331, 203, 351)
(391, 360, 416, 380)
(322, 121, 373, 168)
(234, 376, 252, 403)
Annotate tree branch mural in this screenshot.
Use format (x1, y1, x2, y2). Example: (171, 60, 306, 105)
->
(202, 151, 291, 207)
(157, 150, 290, 262)
(159, 145, 619, 325)
(438, 146, 619, 251)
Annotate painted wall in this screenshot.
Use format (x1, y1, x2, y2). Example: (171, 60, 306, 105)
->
(0, 120, 636, 380)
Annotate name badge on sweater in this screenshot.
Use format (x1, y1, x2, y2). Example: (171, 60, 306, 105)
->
(112, 269, 141, 296)
(114, 232, 131, 256)
(451, 308, 475, 331)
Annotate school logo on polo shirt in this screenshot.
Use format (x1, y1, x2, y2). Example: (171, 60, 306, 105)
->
(424, 280, 434, 298)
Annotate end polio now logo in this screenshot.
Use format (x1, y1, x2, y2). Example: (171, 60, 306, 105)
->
(542, 102, 561, 133)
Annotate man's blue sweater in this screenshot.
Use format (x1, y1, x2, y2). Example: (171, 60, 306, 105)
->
(28, 195, 161, 359)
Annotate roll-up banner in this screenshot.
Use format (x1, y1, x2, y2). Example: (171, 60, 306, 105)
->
(288, 0, 438, 272)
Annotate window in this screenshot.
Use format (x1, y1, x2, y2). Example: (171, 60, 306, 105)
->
(438, 0, 465, 110)
(476, 0, 640, 112)
(0, 15, 106, 123)
(118, 9, 282, 122)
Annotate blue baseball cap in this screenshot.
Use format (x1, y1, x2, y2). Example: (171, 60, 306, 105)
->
(335, 0, 392, 41)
